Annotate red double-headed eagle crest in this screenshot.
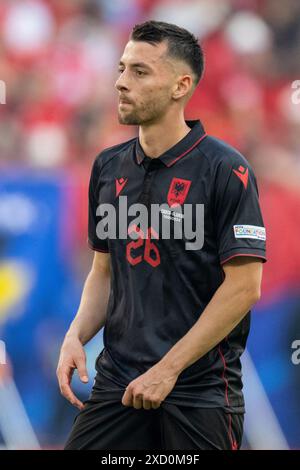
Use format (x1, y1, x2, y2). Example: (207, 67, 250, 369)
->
(167, 177, 191, 207)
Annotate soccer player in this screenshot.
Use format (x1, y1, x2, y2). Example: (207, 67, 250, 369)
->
(58, 21, 267, 450)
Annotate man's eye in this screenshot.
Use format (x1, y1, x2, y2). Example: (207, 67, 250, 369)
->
(118, 68, 124, 73)
(136, 70, 145, 76)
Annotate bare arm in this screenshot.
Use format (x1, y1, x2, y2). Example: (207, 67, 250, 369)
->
(57, 251, 111, 409)
(122, 256, 263, 409)
(159, 256, 263, 374)
(67, 251, 111, 344)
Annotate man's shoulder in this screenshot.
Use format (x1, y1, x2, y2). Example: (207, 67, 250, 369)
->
(199, 135, 251, 170)
(93, 136, 137, 169)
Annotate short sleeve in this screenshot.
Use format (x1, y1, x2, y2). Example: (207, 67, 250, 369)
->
(88, 156, 109, 253)
(213, 156, 267, 265)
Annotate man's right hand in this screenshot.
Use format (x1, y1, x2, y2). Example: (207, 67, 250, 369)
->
(56, 335, 89, 410)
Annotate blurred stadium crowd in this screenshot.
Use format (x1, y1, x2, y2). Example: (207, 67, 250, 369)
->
(1, 0, 300, 449)
(1, 0, 300, 289)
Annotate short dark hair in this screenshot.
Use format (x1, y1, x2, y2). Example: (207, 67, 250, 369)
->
(130, 20, 204, 86)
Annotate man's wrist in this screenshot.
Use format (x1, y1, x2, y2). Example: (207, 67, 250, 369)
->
(157, 354, 185, 377)
(65, 328, 83, 344)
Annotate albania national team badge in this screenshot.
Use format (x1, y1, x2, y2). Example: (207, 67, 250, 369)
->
(167, 177, 192, 207)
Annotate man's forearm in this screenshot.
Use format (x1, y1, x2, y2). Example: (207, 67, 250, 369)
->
(66, 263, 111, 345)
(158, 278, 260, 376)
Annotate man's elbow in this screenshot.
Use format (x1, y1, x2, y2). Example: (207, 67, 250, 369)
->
(245, 282, 261, 306)
(222, 257, 263, 307)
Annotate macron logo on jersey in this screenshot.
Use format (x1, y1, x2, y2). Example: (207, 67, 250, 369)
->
(116, 177, 128, 197)
(233, 165, 249, 189)
(234, 225, 266, 241)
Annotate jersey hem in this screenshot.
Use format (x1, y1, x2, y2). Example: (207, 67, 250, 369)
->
(220, 248, 267, 265)
(87, 238, 109, 253)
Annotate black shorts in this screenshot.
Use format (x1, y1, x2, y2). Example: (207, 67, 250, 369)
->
(64, 398, 244, 450)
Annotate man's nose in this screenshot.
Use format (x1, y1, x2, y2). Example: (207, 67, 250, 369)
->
(115, 71, 130, 92)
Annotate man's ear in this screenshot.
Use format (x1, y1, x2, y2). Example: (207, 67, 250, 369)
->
(172, 75, 194, 101)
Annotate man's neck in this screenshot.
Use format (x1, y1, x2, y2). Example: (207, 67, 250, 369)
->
(138, 114, 191, 158)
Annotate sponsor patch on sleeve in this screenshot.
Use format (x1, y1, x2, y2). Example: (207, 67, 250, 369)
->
(233, 225, 266, 241)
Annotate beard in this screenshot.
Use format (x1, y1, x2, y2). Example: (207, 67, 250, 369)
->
(117, 96, 169, 125)
(117, 109, 142, 125)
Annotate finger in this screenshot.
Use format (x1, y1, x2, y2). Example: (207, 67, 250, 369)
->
(59, 372, 84, 410)
(151, 400, 161, 410)
(133, 393, 143, 409)
(57, 362, 73, 381)
(60, 381, 84, 410)
(75, 357, 89, 383)
(142, 398, 152, 410)
(121, 388, 132, 407)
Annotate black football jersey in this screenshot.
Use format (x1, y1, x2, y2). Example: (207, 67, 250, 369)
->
(88, 120, 266, 411)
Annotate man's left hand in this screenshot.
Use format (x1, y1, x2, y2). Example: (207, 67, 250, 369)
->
(121, 364, 179, 410)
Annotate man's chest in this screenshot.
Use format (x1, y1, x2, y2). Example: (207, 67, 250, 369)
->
(96, 155, 215, 263)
